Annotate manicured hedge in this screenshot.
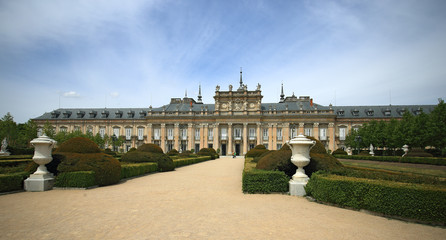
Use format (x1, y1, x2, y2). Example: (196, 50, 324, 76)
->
(173, 156, 212, 168)
(54, 171, 96, 188)
(55, 137, 100, 154)
(197, 148, 218, 159)
(121, 162, 158, 179)
(0, 159, 32, 167)
(242, 169, 289, 193)
(334, 155, 446, 166)
(0, 155, 32, 160)
(305, 172, 446, 225)
(0, 172, 29, 193)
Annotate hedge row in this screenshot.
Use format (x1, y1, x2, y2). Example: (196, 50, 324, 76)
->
(54, 171, 96, 188)
(121, 162, 158, 179)
(335, 154, 446, 166)
(0, 155, 32, 160)
(242, 157, 289, 193)
(0, 172, 29, 192)
(305, 172, 446, 225)
(173, 156, 212, 168)
(0, 159, 32, 167)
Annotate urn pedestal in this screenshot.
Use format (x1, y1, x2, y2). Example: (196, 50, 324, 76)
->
(24, 135, 57, 192)
(286, 135, 315, 196)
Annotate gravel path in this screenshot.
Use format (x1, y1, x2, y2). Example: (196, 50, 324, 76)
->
(0, 156, 444, 240)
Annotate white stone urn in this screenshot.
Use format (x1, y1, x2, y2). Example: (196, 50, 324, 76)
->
(286, 135, 316, 182)
(24, 134, 57, 191)
(30, 134, 57, 174)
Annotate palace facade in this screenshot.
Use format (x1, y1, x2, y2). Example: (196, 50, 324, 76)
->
(34, 72, 435, 155)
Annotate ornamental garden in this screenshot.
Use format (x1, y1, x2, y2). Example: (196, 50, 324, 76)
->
(0, 100, 445, 226)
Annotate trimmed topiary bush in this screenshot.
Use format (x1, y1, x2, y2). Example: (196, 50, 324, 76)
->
(57, 153, 121, 186)
(246, 145, 269, 158)
(24, 153, 65, 176)
(104, 148, 117, 157)
(179, 150, 193, 158)
(0, 172, 29, 193)
(332, 148, 347, 155)
(197, 148, 218, 159)
(137, 144, 163, 154)
(55, 137, 100, 154)
(128, 147, 137, 152)
(167, 149, 179, 156)
(252, 149, 271, 163)
(54, 171, 96, 188)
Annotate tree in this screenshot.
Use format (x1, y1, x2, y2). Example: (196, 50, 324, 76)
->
(0, 113, 18, 145)
(428, 99, 446, 152)
(42, 121, 55, 138)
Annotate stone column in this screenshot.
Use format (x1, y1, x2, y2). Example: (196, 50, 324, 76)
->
(174, 123, 179, 151)
(313, 122, 319, 140)
(283, 123, 290, 141)
(228, 123, 233, 155)
(268, 123, 273, 150)
(188, 123, 194, 151)
(299, 123, 305, 135)
(256, 122, 261, 146)
(147, 123, 153, 143)
(160, 123, 166, 152)
(213, 123, 219, 151)
(243, 123, 248, 155)
(272, 123, 277, 150)
(203, 123, 208, 149)
(328, 123, 335, 152)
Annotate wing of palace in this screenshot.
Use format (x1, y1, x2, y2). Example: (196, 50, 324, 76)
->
(33, 72, 434, 156)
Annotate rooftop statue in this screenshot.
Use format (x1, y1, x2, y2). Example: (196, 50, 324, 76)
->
(215, 85, 220, 91)
(256, 83, 261, 91)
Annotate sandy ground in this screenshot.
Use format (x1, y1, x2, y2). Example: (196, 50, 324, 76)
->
(0, 156, 444, 240)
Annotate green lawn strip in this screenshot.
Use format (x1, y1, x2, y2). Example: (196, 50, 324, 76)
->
(339, 160, 446, 178)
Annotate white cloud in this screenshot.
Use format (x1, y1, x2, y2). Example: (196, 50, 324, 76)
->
(110, 92, 120, 98)
(63, 91, 80, 98)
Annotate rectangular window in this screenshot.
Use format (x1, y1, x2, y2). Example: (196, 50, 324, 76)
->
(339, 128, 346, 141)
(264, 143, 269, 150)
(87, 127, 93, 134)
(195, 128, 200, 140)
(100, 127, 105, 138)
(60, 127, 67, 132)
(167, 128, 173, 140)
(208, 128, 213, 140)
(138, 128, 144, 140)
(291, 127, 297, 138)
(74, 126, 81, 132)
(221, 128, 227, 140)
(154, 128, 161, 140)
(319, 128, 327, 141)
(263, 128, 268, 140)
(249, 128, 255, 139)
(181, 128, 187, 140)
(234, 128, 242, 139)
(277, 128, 282, 140)
(277, 144, 282, 150)
(113, 128, 120, 137)
(125, 128, 132, 140)
(304, 127, 313, 137)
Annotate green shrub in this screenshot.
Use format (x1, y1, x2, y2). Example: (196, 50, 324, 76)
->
(0, 155, 32, 160)
(306, 172, 446, 225)
(54, 171, 96, 188)
(252, 150, 271, 163)
(358, 150, 369, 156)
(246, 145, 269, 158)
(167, 149, 179, 156)
(173, 156, 212, 168)
(0, 159, 32, 168)
(406, 148, 434, 157)
(0, 163, 29, 174)
(6, 146, 34, 155)
(0, 172, 29, 193)
(256, 150, 296, 177)
(242, 169, 289, 193)
(197, 148, 218, 159)
(137, 143, 163, 154)
(57, 153, 121, 186)
(128, 147, 137, 152)
(307, 136, 327, 154)
(24, 153, 65, 175)
(55, 137, 100, 154)
(104, 148, 117, 157)
(332, 148, 347, 155)
(120, 151, 174, 172)
(305, 153, 343, 177)
(120, 162, 158, 179)
(179, 150, 193, 158)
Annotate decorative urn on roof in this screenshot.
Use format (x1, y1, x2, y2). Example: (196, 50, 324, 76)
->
(286, 135, 315, 196)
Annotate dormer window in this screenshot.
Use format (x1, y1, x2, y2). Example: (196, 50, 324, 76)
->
(413, 107, 422, 115)
(365, 109, 374, 116)
(76, 111, 85, 118)
(101, 110, 109, 118)
(337, 109, 344, 116)
(139, 110, 146, 117)
(89, 111, 97, 118)
(51, 111, 60, 118)
(351, 109, 359, 116)
(127, 111, 135, 118)
(115, 110, 123, 118)
(397, 108, 407, 116)
(383, 108, 391, 116)
(63, 111, 72, 118)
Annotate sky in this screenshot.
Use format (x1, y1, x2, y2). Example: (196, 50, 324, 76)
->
(1, 0, 446, 123)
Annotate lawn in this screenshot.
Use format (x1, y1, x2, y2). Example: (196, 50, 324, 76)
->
(339, 159, 446, 178)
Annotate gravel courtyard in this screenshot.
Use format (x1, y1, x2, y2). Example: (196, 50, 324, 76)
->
(0, 156, 444, 240)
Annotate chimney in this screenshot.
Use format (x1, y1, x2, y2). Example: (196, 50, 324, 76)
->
(310, 98, 313, 107)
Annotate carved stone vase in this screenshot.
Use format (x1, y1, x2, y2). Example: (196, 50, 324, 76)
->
(286, 135, 315, 196)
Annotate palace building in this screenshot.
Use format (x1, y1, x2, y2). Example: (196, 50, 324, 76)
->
(34, 71, 435, 155)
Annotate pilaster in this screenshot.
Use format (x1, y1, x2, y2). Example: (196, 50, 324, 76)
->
(243, 123, 248, 155)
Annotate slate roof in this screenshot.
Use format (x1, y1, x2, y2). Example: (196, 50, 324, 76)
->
(332, 105, 435, 118)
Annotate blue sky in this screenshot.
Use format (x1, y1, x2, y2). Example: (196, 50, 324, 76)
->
(1, 0, 445, 123)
